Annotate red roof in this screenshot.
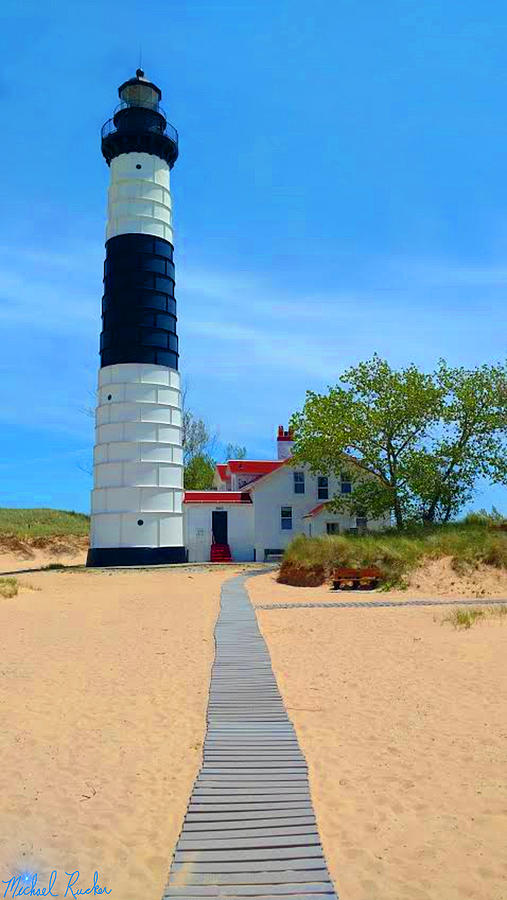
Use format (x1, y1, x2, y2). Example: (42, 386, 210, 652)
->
(184, 491, 252, 504)
(242, 457, 291, 491)
(227, 460, 284, 475)
(303, 502, 330, 518)
(216, 464, 229, 482)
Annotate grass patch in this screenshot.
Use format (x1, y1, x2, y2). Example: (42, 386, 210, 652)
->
(0, 577, 18, 598)
(0, 508, 89, 540)
(279, 522, 507, 588)
(442, 605, 507, 629)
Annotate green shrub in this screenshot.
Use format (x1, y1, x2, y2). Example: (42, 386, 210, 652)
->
(279, 523, 507, 588)
(463, 506, 506, 526)
(0, 578, 18, 598)
(0, 508, 89, 539)
(442, 605, 507, 629)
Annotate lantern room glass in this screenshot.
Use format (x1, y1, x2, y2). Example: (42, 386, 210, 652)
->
(119, 82, 160, 110)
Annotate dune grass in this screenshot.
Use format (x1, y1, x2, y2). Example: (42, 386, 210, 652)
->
(442, 604, 507, 629)
(0, 508, 90, 540)
(0, 577, 18, 598)
(279, 522, 507, 588)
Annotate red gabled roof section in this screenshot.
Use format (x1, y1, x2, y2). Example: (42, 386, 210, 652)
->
(227, 460, 285, 475)
(303, 502, 330, 518)
(184, 491, 252, 504)
(239, 457, 291, 491)
(216, 464, 229, 482)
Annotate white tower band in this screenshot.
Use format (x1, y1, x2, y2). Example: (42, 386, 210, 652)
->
(87, 70, 186, 566)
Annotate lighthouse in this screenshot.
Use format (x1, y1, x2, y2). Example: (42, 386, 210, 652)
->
(87, 69, 186, 566)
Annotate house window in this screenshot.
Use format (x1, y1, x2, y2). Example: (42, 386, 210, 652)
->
(326, 522, 340, 535)
(294, 471, 305, 494)
(281, 506, 293, 530)
(341, 472, 352, 494)
(356, 516, 367, 532)
(317, 476, 328, 500)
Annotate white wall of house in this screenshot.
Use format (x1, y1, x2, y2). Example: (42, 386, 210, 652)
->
(184, 504, 254, 562)
(184, 461, 390, 563)
(304, 511, 389, 537)
(250, 466, 339, 558)
(250, 464, 387, 558)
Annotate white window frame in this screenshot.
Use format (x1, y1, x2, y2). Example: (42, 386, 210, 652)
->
(281, 506, 293, 531)
(317, 476, 329, 500)
(293, 471, 305, 494)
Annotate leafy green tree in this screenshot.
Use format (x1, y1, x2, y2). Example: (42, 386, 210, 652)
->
(184, 453, 216, 490)
(224, 443, 247, 460)
(290, 355, 507, 528)
(182, 410, 214, 466)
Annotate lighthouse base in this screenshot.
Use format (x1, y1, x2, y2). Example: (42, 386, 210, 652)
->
(86, 545, 187, 568)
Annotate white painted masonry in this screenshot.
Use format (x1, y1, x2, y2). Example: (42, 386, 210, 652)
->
(184, 503, 255, 563)
(91, 363, 184, 549)
(106, 151, 173, 243)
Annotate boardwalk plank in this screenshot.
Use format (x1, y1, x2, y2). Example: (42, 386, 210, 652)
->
(173, 845, 327, 861)
(178, 833, 321, 850)
(163, 885, 335, 897)
(169, 861, 330, 874)
(187, 803, 315, 815)
(184, 816, 317, 829)
(167, 870, 329, 885)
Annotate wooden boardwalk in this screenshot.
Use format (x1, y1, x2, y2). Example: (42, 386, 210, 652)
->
(254, 597, 507, 610)
(162, 573, 338, 899)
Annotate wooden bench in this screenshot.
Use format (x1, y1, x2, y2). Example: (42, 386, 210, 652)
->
(264, 548, 284, 562)
(332, 566, 382, 590)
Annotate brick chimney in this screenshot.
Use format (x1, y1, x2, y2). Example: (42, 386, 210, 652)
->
(277, 424, 294, 460)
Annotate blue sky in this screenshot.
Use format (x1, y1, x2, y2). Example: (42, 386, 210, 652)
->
(0, 0, 505, 513)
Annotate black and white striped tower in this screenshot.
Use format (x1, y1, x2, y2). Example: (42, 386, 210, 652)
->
(87, 69, 186, 566)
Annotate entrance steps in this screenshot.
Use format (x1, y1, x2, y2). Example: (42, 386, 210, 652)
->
(210, 543, 232, 562)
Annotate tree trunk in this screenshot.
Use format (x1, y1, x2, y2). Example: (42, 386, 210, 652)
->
(443, 503, 453, 523)
(393, 497, 404, 529)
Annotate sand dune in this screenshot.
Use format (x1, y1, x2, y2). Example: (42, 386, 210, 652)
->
(0, 536, 89, 573)
(251, 558, 507, 606)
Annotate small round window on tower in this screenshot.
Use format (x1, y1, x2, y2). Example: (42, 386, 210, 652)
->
(136, 164, 142, 169)
(107, 394, 112, 400)
(137, 519, 144, 526)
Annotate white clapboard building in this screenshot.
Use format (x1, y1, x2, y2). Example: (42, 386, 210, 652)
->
(183, 426, 389, 562)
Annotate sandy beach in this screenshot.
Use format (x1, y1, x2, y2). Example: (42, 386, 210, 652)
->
(0, 561, 505, 900)
(0, 564, 245, 900)
(249, 571, 507, 900)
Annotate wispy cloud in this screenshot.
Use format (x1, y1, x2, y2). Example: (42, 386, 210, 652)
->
(0, 242, 505, 442)
(0, 244, 101, 334)
(0, 241, 505, 510)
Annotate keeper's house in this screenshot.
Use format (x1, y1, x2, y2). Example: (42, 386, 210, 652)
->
(183, 426, 389, 562)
